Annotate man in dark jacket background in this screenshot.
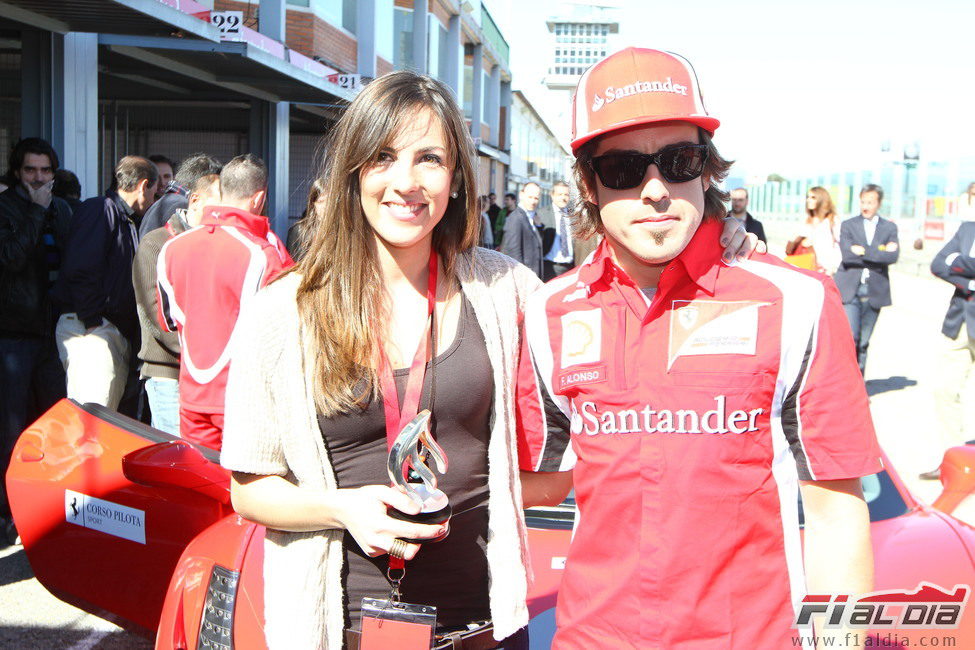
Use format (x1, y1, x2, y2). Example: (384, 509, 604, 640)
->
(487, 192, 501, 233)
(138, 156, 191, 238)
(500, 182, 544, 277)
(0, 137, 72, 543)
(728, 187, 766, 244)
(919, 220, 975, 479)
(133, 154, 221, 435)
(833, 184, 899, 373)
(53, 156, 157, 412)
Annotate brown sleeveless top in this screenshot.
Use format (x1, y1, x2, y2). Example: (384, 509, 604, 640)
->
(318, 293, 494, 632)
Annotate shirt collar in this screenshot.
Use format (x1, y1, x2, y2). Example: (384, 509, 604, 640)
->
(108, 190, 135, 217)
(577, 219, 724, 295)
(202, 205, 269, 238)
(167, 180, 189, 197)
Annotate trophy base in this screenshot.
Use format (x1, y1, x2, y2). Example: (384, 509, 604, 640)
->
(388, 504, 452, 543)
(388, 486, 452, 543)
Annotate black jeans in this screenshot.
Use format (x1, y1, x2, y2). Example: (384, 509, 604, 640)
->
(0, 336, 65, 517)
(434, 625, 528, 650)
(843, 283, 881, 374)
(497, 626, 529, 649)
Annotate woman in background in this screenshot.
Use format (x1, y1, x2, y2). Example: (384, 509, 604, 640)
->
(786, 185, 841, 274)
(479, 194, 494, 248)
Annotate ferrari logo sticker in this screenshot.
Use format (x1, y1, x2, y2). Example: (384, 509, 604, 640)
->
(65, 489, 146, 545)
(677, 304, 699, 330)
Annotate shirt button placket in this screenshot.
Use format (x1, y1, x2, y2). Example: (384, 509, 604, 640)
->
(640, 382, 664, 647)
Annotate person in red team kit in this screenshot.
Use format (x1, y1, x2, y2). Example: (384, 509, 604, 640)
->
(157, 154, 293, 449)
(516, 48, 883, 650)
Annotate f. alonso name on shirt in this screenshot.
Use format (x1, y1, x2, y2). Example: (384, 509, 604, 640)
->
(570, 396, 764, 436)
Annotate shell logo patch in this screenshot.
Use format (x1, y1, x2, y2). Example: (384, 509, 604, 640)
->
(668, 300, 767, 369)
(561, 309, 602, 368)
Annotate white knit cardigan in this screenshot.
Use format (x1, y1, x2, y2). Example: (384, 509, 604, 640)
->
(221, 247, 542, 650)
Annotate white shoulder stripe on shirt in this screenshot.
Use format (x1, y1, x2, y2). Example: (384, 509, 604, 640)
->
(524, 269, 583, 472)
(734, 258, 825, 615)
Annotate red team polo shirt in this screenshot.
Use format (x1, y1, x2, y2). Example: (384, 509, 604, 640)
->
(157, 206, 293, 427)
(517, 220, 883, 649)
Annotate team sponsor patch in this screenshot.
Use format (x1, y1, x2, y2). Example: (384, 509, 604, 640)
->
(561, 309, 602, 368)
(65, 489, 146, 544)
(668, 300, 767, 369)
(569, 396, 764, 436)
(558, 365, 607, 390)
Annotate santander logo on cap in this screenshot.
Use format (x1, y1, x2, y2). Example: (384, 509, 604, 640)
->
(591, 77, 689, 113)
(572, 47, 720, 154)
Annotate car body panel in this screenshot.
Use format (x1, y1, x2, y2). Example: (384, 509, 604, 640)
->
(6, 400, 231, 636)
(154, 515, 264, 650)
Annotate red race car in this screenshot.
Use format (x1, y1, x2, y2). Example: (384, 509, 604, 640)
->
(7, 398, 975, 649)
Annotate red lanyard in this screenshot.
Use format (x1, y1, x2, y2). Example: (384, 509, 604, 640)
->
(377, 248, 438, 451)
(378, 249, 438, 573)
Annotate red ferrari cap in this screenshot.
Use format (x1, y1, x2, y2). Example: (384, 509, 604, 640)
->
(570, 47, 720, 154)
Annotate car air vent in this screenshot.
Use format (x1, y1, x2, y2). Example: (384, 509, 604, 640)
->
(198, 564, 239, 650)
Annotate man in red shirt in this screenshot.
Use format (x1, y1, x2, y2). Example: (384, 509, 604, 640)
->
(517, 48, 882, 650)
(157, 154, 293, 450)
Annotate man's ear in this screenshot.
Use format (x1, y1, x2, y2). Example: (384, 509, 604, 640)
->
(252, 189, 268, 215)
(138, 178, 151, 195)
(579, 182, 598, 208)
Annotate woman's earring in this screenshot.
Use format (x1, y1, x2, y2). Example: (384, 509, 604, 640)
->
(451, 191, 459, 199)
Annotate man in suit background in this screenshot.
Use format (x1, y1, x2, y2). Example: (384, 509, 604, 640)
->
(833, 184, 899, 373)
(728, 188, 766, 244)
(919, 220, 975, 479)
(543, 181, 574, 280)
(500, 181, 544, 277)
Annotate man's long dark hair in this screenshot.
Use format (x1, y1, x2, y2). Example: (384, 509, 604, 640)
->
(5, 137, 60, 185)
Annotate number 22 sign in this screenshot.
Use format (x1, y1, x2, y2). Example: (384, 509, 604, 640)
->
(210, 11, 244, 42)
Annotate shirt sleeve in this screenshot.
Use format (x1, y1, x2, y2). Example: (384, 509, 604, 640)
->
(782, 279, 883, 481)
(133, 230, 181, 357)
(60, 201, 110, 328)
(155, 239, 179, 333)
(516, 303, 575, 473)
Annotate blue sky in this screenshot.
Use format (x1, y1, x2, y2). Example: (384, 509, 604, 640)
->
(490, 0, 974, 180)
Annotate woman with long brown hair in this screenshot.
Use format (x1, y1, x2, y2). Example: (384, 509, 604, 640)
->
(220, 70, 540, 650)
(219, 70, 757, 650)
(786, 185, 841, 274)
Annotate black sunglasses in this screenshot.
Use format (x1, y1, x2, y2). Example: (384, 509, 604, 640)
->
(589, 143, 709, 190)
